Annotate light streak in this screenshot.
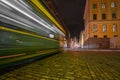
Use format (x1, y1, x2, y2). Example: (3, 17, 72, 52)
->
(0, 26, 59, 42)
(0, 53, 26, 59)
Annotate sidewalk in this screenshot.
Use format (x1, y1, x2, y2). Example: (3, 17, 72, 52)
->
(63, 48, 120, 52)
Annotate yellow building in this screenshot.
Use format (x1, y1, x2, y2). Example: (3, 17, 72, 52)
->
(84, 0, 120, 48)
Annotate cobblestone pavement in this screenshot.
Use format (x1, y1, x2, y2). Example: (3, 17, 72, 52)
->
(0, 50, 120, 80)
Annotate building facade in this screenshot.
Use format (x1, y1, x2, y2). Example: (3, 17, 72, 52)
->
(84, 0, 120, 48)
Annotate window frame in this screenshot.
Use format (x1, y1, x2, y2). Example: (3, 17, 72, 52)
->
(93, 24, 97, 32)
(93, 14, 97, 20)
(93, 4, 97, 9)
(94, 35, 98, 38)
(114, 35, 118, 37)
(102, 14, 106, 20)
(111, 2, 115, 8)
(103, 24, 107, 32)
(104, 35, 107, 38)
(101, 3, 106, 8)
(113, 24, 117, 32)
(112, 13, 116, 19)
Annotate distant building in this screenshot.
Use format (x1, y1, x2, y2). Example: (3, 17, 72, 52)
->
(79, 31, 84, 48)
(84, 0, 120, 48)
(70, 37, 79, 48)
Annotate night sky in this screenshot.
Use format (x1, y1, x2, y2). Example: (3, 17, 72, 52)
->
(52, 0, 86, 39)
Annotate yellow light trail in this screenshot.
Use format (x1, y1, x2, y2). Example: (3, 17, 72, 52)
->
(28, 0, 66, 35)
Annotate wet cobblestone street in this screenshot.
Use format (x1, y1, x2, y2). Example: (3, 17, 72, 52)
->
(0, 50, 120, 80)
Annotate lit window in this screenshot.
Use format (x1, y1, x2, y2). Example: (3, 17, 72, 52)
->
(111, 2, 115, 8)
(112, 13, 116, 19)
(93, 25, 97, 32)
(93, 4, 97, 9)
(101, 3, 106, 8)
(103, 25, 107, 32)
(113, 24, 117, 32)
(102, 14, 106, 19)
(93, 14, 97, 20)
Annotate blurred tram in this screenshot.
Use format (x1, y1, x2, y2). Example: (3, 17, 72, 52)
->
(0, 0, 68, 69)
